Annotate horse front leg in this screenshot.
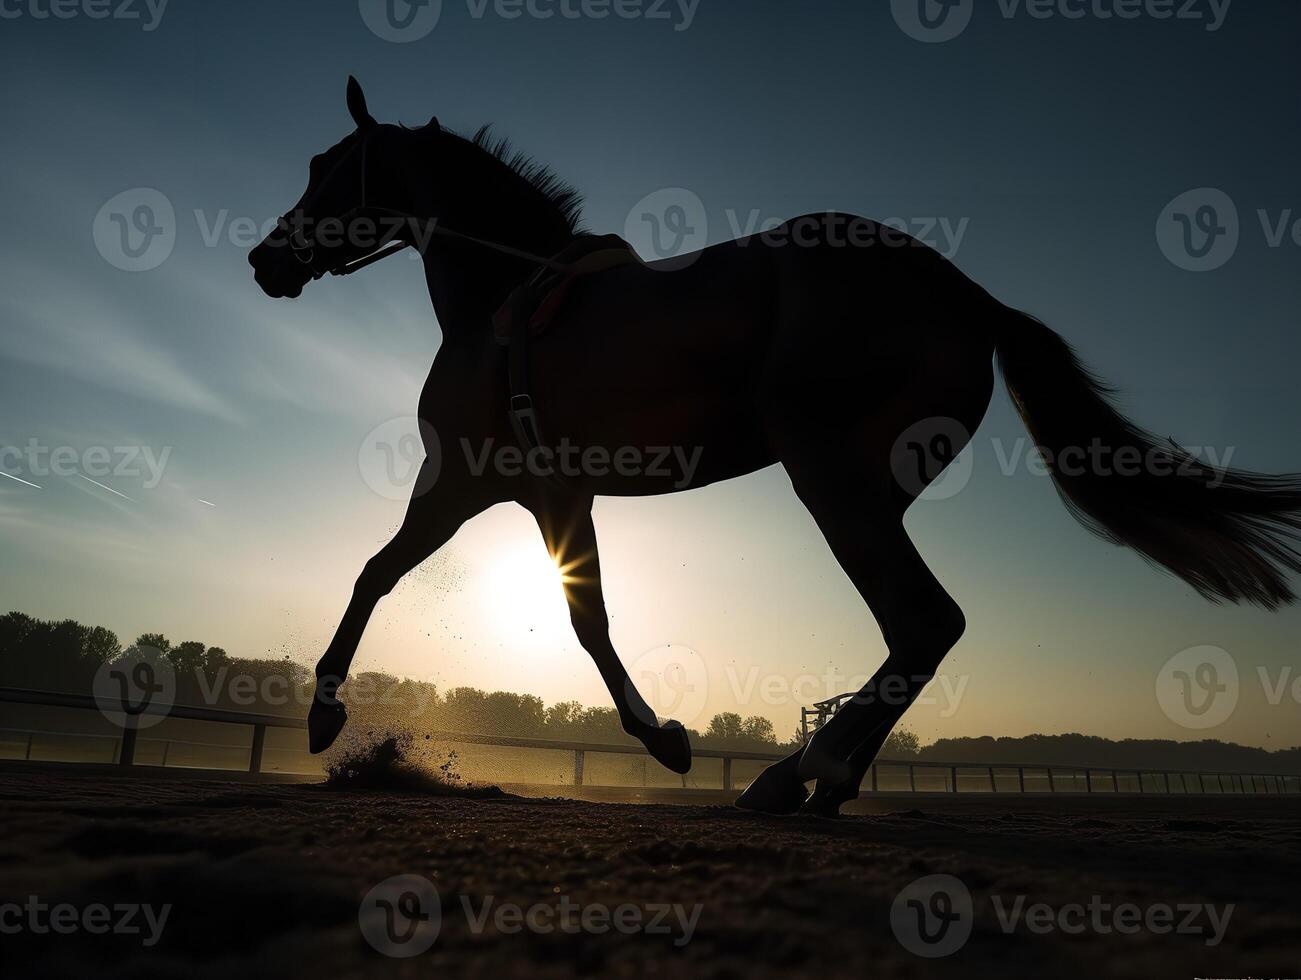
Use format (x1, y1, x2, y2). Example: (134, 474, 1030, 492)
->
(528, 492, 692, 774)
(309, 461, 483, 753)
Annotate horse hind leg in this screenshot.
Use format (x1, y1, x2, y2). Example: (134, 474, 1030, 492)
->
(739, 423, 969, 815)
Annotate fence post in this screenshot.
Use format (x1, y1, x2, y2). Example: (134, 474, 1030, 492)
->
(910, 765, 917, 793)
(945, 766, 953, 793)
(161, 742, 170, 768)
(119, 720, 137, 767)
(1047, 769, 1055, 793)
(1111, 770, 1119, 793)
(1018, 767, 1025, 793)
(24, 732, 33, 761)
(988, 766, 996, 793)
(1085, 769, 1093, 793)
(722, 757, 732, 792)
(574, 749, 585, 787)
(249, 724, 267, 775)
(1136, 771, 1145, 794)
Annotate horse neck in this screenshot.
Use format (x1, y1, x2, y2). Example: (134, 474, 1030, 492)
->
(410, 152, 577, 341)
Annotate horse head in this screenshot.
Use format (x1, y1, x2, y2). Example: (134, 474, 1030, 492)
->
(249, 76, 440, 299)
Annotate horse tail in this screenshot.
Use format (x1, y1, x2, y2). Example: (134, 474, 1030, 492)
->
(994, 306, 1301, 609)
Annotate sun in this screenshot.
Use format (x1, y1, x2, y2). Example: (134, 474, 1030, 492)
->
(480, 544, 574, 636)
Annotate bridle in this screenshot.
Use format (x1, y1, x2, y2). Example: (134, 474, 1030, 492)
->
(278, 129, 571, 280)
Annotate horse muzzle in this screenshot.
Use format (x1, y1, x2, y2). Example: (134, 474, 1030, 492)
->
(249, 239, 311, 299)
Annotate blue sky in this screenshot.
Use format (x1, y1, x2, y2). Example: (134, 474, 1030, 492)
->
(1, 0, 1298, 747)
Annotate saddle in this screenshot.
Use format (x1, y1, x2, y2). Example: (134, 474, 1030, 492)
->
(492, 234, 641, 344)
(492, 234, 642, 461)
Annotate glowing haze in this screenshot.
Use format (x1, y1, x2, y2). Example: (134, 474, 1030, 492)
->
(1, 2, 1298, 748)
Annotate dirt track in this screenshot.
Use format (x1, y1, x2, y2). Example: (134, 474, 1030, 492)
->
(2, 764, 1299, 979)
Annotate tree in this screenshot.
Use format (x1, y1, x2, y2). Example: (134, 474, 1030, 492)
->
(168, 640, 208, 675)
(741, 715, 776, 744)
(882, 729, 921, 758)
(133, 633, 170, 654)
(705, 712, 745, 742)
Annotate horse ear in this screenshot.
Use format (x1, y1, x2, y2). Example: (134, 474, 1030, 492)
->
(426, 115, 441, 131)
(346, 75, 377, 130)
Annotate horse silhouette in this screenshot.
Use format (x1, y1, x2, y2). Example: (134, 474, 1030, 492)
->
(249, 77, 1301, 816)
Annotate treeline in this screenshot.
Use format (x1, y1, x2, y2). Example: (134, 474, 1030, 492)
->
(0, 611, 794, 752)
(917, 733, 1301, 776)
(8, 611, 1294, 771)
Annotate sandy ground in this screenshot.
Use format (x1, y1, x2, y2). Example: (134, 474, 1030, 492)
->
(2, 763, 1299, 979)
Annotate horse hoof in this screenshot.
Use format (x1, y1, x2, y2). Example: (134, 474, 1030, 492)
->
(641, 720, 692, 774)
(308, 699, 347, 754)
(735, 766, 809, 815)
(796, 738, 852, 787)
(798, 780, 860, 818)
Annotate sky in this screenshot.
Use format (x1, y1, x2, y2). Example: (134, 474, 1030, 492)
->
(0, 0, 1298, 749)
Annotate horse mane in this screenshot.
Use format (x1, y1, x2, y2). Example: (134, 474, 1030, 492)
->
(411, 122, 585, 235)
